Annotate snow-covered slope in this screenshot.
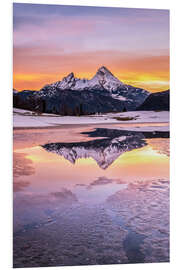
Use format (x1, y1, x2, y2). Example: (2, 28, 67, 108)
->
(37, 66, 149, 110)
(13, 108, 170, 130)
(13, 66, 150, 114)
(50, 66, 124, 92)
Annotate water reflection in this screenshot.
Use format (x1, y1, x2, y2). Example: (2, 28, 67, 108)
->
(13, 127, 169, 267)
(51, 188, 78, 203)
(74, 177, 128, 204)
(42, 129, 169, 169)
(13, 152, 35, 192)
(13, 152, 35, 178)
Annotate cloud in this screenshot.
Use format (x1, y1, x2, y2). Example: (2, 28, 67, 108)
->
(13, 4, 169, 92)
(13, 48, 169, 92)
(13, 4, 169, 52)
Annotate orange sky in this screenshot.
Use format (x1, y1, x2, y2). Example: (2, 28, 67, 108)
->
(13, 4, 169, 93)
(13, 52, 170, 92)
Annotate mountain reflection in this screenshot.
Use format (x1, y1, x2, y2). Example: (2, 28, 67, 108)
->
(42, 128, 169, 169)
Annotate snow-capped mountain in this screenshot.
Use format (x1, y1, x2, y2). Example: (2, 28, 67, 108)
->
(40, 66, 149, 110)
(13, 66, 150, 115)
(50, 66, 124, 92)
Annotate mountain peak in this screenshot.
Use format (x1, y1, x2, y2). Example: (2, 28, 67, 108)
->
(63, 72, 75, 81)
(48, 66, 125, 92)
(97, 66, 113, 75)
(45, 67, 148, 98)
(90, 66, 124, 90)
(51, 72, 77, 90)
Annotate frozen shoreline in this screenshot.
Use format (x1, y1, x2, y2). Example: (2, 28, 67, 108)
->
(13, 108, 169, 131)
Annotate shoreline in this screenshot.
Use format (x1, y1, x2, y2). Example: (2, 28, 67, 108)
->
(13, 121, 169, 130)
(13, 108, 169, 131)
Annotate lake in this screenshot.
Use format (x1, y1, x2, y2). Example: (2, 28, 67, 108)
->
(13, 124, 169, 267)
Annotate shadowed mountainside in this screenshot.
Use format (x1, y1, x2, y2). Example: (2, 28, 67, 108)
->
(137, 90, 169, 111)
(13, 66, 149, 115)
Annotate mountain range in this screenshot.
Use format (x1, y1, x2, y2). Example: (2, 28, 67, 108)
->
(13, 66, 150, 115)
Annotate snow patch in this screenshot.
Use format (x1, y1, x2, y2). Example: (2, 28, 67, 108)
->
(48, 66, 124, 92)
(13, 108, 169, 132)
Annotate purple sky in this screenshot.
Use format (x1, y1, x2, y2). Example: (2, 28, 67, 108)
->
(13, 3, 169, 92)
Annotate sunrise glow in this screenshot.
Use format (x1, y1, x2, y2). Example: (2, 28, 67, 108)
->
(13, 4, 169, 92)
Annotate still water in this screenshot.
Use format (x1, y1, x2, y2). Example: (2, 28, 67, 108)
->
(13, 125, 169, 267)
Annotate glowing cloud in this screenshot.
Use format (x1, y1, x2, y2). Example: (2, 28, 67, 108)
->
(13, 4, 169, 92)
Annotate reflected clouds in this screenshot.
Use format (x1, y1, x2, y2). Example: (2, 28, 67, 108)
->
(13, 152, 35, 178)
(13, 152, 35, 192)
(51, 188, 78, 203)
(13, 181, 30, 192)
(146, 138, 169, 156)
(13, 126, 169, 266)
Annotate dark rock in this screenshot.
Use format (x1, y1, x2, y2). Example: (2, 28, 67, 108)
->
(137, 90, 169, 111)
